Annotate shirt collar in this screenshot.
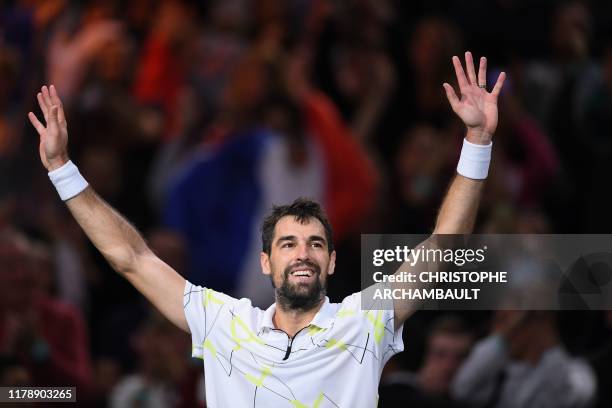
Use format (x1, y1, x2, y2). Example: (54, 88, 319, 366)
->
(259, 297, 335, 332)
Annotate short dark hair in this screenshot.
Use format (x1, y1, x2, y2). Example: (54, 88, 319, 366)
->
(261, 198, 334, 255)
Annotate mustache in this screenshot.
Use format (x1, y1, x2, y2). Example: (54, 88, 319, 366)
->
(283, 260, 321, 278)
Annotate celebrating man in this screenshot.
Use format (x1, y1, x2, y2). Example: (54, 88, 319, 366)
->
(28, 52, 504, 406)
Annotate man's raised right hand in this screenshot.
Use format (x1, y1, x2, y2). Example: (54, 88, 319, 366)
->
(28, 85, 70, 171)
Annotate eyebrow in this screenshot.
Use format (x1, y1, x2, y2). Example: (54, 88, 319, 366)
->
(275, 235, 327, 245)
(309, 235, 327, 244)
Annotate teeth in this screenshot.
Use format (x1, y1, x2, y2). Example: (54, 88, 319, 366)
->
(291, 270, 312, 277)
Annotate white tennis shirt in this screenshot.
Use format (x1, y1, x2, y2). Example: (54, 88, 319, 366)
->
(183, 281, 404, 407)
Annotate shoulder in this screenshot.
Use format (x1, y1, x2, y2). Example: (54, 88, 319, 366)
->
(183, 281, 264, 321)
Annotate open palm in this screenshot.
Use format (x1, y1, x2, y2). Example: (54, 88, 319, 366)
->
(28, 85, 69, 171)
(443, 52, 506, 143)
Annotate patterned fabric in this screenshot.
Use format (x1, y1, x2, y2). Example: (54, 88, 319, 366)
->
(183, 281, 403, 407)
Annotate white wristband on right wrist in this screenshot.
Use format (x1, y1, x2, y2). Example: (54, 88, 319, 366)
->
(48, 160, 89, 201)
(456, 138, 492, 179)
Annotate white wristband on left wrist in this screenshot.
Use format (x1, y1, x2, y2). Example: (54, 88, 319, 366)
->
(456, 138, 492, 180)
(48, 160, 89, 201)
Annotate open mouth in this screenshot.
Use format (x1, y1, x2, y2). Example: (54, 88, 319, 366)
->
(290, 268, 314, 278)
(287, 266, 319, 284)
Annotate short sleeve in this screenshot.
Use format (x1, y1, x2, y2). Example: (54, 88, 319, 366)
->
(341, 288, 404, 369)
(183, 280, 238, 359)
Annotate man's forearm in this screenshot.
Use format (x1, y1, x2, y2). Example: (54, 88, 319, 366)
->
(65, 187, 150, 275)
(65, 186, 188, 332)
(392, 165, 486, 324)
(433, 174, 485, 234)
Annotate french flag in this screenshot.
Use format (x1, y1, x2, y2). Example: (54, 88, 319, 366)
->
(164, 91, 377, 307)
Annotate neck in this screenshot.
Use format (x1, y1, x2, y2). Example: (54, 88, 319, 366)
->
(272, 299, 324, 337)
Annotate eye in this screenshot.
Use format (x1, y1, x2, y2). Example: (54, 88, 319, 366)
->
(281, 242, 294, 248)
(311, 242, 323, 248)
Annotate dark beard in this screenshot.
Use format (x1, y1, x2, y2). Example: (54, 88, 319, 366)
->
(273, 261, 326, 312)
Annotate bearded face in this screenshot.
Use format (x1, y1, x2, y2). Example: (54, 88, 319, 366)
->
(274, 257, 324, 311)
(261, 216, 336, 312)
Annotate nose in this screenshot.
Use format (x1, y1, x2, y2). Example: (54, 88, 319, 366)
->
(295, 242, 310, 261)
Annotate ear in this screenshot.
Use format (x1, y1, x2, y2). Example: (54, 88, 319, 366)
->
(327, 250, 337, 276)
(260, 251, 271, 276)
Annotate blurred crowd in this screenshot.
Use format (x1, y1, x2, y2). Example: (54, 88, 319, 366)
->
(1, 0, 612, 406)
